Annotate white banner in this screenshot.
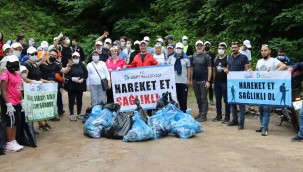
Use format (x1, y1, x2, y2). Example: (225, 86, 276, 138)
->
(111, 65, 177, 111)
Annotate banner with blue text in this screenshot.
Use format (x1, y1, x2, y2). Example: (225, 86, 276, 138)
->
(111, 65, 177, 112)
(227, 71, 291, 107)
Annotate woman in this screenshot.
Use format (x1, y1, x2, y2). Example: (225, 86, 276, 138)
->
(154, 43, 166, 64)
(65, 52, 88, 121)
(24, 47, 52, 131)
(60, 36, 73, 67)
(128, 40, 140, 64)
(87, 50, 111, 105)
(105, 46, 125, 103)
(1, 55, 25, 152)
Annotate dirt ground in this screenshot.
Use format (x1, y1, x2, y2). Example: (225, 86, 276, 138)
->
(1, 90, 303, 172)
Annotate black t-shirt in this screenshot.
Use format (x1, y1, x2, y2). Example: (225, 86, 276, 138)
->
(214, 56, 228, 83)
(129, 51, 140, 64)
(228, 53, 249, 71)
(24, 61, 42, 81)
(61, 46, 73, 67)
(206, 51, 216, 67)
(39, 61, 62, 81)
(190, 53, 212, 81)
(66, 63, 88, 91)
(140, 54, 146, 62)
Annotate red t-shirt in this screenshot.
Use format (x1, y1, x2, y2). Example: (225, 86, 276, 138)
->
(1, 70, 22, 105)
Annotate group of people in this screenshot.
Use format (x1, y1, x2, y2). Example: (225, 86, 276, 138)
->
(0, 31, 302, 154)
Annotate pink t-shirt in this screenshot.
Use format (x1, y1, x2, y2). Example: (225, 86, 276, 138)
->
(105, 57, 125, 70)
(1, 70, 22, 105)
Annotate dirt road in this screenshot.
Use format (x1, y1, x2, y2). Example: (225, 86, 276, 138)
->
(1, 91, 303, 172)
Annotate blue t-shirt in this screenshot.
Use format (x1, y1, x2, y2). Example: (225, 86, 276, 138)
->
(228, 53, 249, 71)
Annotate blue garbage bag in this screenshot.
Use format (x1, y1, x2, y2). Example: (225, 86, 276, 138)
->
(161, 103, 184, 121)
(171, 112, 202, 139)
(91, 105, 103, 117)
(83, 108, 116, 138)
(147, 113, 171, 139)
(123, 113, 155, 142)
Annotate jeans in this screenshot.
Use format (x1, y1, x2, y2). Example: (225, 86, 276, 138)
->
(193, 80, 208, 116)
(106, 88, 114, 103)
(68, 91, 84, 115)
(231, 104, 246, 125)
(176, 83, 188, 113)
(298, 103, 303, 137)
(214, 83, 230, 119)
(259, 106, 271, 129)
(90, 84, 106, 106)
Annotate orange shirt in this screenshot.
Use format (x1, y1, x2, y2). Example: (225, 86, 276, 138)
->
(37, 51, 49, 59)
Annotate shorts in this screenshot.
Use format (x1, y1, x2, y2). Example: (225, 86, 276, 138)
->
(2, 103, 21, 128)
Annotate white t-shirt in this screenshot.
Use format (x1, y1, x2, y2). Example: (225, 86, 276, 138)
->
(256, 57, 281, 71)
(154, 53, 166, 63)
(240, 49, 251, 61)
(86, 61, 110, 85)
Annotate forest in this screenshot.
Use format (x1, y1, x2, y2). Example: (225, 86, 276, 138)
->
(0, 0, 302, 64)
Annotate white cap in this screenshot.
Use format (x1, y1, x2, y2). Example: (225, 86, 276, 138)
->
(11, 42, 23, 49)
(134, 40, 140, 45)
(27, 47, 37, 54)
(53, 37, 58, 41)
(175, 42, 184, 49)
(104, 38, 112, 44)
(140, 40, 147, 45)
(144, 36, 150, 41)
(20, 65, 28, 72)
(182, 36, 188, 40)
(243, 40, 252, 48)
(195, 40, 204, 46)
(218, 42, 228, 49)
(95, 41, 103, 46)
(110, 46, 118, 51)
(72, 52, 80, 57)
(7, 55, 19, 62)
(41, 41, 49, 47)
(2, 44, 11, 51)
(156, 38, 164, 43)
(204, 41, 211, 46)
(154, 43, 161, 48)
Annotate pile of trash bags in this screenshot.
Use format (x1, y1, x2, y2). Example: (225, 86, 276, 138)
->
(83, 93, 203, 142)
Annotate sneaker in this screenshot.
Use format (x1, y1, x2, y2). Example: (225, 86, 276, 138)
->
(13, 140, 24, 150)
(50, 117, 60, 121)
(77, 114, 84, 120)
(256, 127, 263, 132)
(291, 135, 303, 142)
(5, 142, 22, 152)
(195, 116, 207, 122)
(194, 114, 202, 120)
(70, 115, 77, 121)
(221, 119, 230, 124)
(212, 117, 222, 122)
(238, 124, 244, 130)
(227, 121, 238, 126)
(261, 128, 268, 136)
(45, 123, 52, 129)
(39, 125, 49, 131)
(209, 100, 214, 105)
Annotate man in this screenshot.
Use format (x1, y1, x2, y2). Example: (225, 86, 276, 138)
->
(204, 41, 216, 105)
(191, 40, 212, 122)
(255, 44, 286, 136)
(167, 42, 191, 113)
(165, 44, 175, 64)
(182, 36, 194, 57)
(275, 47, 291, 65)
(163, 35, 174, 56)
(240, 40, 252, 67)
(88, 41, 109, 63)
(212, 42, 230, 123)
(144, 36, 154, 55)
(104, 38, 112, 50)
(289, 62, 303, 141)
(113, 40, 128, 61)
(72, 39, 85, 61)
(224, 41, 250, 130)
(120, 36, 130, 56)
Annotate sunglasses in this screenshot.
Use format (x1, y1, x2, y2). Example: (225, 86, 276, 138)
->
(231, 41, 239, 44)
(29, 52, 37, 56)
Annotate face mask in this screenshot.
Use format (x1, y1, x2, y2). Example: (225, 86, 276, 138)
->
(5, 51, 12, 56)
(175, 49, 182, 54)
(126, 43, 131, 49)
(278, 55, 285, 60)
(65, 39, 70, 45)
(134, 44, 140, 51)
(49, 56, 56, 62)
(112, 56, 118, 59)
(43, 46, 48, 52)
(104, 44, 109, 49)
(73, 59, 80, 64)
(13, 50, 21, 57)
(7, 63, 20, 72)
(204, 46, 210, 51)
(182, 40, 188, 45)
(121, 42, 125, 47)
(96, 48, 102, 53)
(145, 41, 149, 46)
(218, 49, 225, 55)
(92, 56, 99, 62)
(30, 55, 37, 61)
(21, 73, 27, 79)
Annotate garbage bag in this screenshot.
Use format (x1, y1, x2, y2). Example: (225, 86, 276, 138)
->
(147, 113, 171, 139)
(82, 106, 93, 123)
(103, 103, 121, 112)
(0, 120, 6, 151)
(155, 92, 170, 110)
(171, 112, 202, 139)
(157, 103, 184, 121)
(123, 113, 155, 142)
(83, 108, 116, 138)
(91, 105, 103, 117)
(134, 98, 148, 123)
(103, 112, 133, 139)
(16, 112, 37, 147)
